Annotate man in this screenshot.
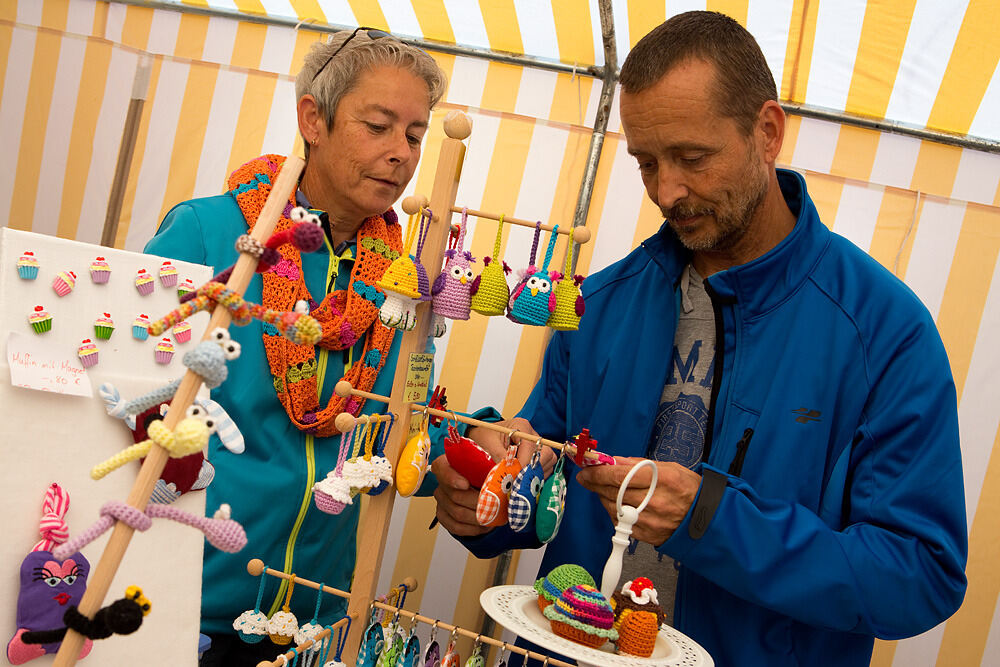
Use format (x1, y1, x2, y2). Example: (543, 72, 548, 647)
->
(432, 11, 967, 667)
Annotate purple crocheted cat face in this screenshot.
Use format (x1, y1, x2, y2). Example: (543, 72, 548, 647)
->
(17, 551, 89, 632)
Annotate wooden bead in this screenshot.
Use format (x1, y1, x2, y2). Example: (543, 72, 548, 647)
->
(401, 577, 419, 592)
(334, 380, 354, 398)
(401, 195, 429, 215)
(572, 226, 592, 244)
(443, 110, 472, 140)
(335, 412, 357, 433)
(247, 558, 265, 576)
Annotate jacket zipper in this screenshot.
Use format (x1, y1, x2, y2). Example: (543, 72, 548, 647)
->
(265, 236, 338, 617)
(701, 281, 732, 463)
(727, 428, 754, 476)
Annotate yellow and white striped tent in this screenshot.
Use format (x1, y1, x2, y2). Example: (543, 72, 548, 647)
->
(3, 1, 1000, 665)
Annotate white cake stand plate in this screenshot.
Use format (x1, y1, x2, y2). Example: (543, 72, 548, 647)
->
(480, 585, 714, 667)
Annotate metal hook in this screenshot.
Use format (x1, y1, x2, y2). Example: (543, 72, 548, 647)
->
(429, 619, 439, 644)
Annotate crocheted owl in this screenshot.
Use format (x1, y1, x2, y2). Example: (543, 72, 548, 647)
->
(476, 445, 522, 528)
(432, 213, 476, 321)
(508, 268, 557, 326)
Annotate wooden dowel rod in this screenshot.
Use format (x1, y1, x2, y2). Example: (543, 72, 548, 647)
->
(53, 156, 306, 667)
(450, 206, 592, 244)
(371, 601, 575, 667)
(247, 559, 418, 602)
(412, 405, 600, 463)
(255, 615, 352, 667)
(334, 381, 603, 463)
(334, 410, 397, 432)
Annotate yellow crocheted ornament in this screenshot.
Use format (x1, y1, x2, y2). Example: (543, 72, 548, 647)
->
(470, 215, 510, 316)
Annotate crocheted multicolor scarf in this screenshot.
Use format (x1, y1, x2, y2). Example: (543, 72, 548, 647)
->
(228, 155, 401, 436)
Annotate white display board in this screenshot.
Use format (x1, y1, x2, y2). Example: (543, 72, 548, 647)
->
(0, 227, 213, 666)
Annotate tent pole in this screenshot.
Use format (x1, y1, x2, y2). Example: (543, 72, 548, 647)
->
(100, 55, 152, 248)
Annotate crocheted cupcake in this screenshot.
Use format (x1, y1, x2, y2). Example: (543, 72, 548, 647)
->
(534, 564, 596, 614)
(611, 578, 667, 658)
(232, 609, 268, 644)
(177, 278, 195, 299)
(135, 269, 154, 295)
(267, 609, 298, 645)
(52, 270, 76, 296)
(543, 584, 618, 649)
(28, 306, 52, 334)
(154, 338, 174, 364)
(172, 320, 192, 343)
(78, 339, 99, 368)
(94, 312, 115, 339)
(132, 314, 150, 340)
(158, 260, 178, 287)
(90, 256, 111, 283)
(17, 251, 39, 279)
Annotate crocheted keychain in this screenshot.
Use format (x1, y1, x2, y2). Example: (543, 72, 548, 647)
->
(377, 208, 432, 331)
(464, 636, 485, 667)
(476, 444, 522, 528)
(315, 615, 351, 667)
(535, 450, 568, 544)
(431, 207, 476, 334)
(423, 621, 441, 667)
(233, 569, 270, 644)
(356, 605, 386, 667)
(268, 575, 299, 645)
(509, 225, 559, 326)
(375, 614, 405, 667)
(508, 443, 545, 534)
(469, 215, 512, 316)
(6, 483, 92, 665)
(440, 628, 461, 667)
(395, 412, 431, 497)
(443, 425, 495, 489)
(396, 617, 422, 667)
(546, 233, 586, 331)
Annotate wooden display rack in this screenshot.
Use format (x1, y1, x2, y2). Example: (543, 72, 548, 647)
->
(52, 108, 591, 667)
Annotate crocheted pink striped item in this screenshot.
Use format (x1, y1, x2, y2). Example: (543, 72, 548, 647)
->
(432, 208, 476, 320)
(33, 483, 70, 553)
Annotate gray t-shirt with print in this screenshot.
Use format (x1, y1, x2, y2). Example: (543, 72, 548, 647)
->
(619, 264, 715, 624)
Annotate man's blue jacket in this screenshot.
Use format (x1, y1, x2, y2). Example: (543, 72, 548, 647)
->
(461, 170, 967, 667)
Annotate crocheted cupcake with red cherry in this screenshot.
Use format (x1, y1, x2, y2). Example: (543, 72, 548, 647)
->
(543, 584, 618, 648)
(612, 578, 666, 658)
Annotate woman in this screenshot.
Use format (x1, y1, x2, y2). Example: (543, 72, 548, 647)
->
(146, 30, 474, 666)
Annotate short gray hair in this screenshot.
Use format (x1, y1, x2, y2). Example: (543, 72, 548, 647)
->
(295, 30, 447, 150)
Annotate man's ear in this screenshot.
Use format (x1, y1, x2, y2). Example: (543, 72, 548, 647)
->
(757, 100, 785, 164)
(297, 94, 325, 145)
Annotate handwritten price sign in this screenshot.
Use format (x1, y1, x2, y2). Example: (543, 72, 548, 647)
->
(403, 353, 434, 404)
(6, 332, 93, 397)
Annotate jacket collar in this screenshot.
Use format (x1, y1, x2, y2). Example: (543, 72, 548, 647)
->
(643, 168, 830, 318)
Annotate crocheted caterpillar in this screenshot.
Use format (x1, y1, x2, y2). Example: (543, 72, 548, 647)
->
(21, 586, 150, 645)
(90, 418, 209, 480)
(188, 207, 324, 290)
(52, 502, 246, 560)
(152, 282, 322, 346)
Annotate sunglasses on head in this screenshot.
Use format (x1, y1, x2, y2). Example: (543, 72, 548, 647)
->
(312, 26, 391, 84)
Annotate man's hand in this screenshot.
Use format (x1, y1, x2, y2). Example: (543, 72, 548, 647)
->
(432, 454, 490, 536)
(575, 456, 701, 546)
(467, 418, 557, 475)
